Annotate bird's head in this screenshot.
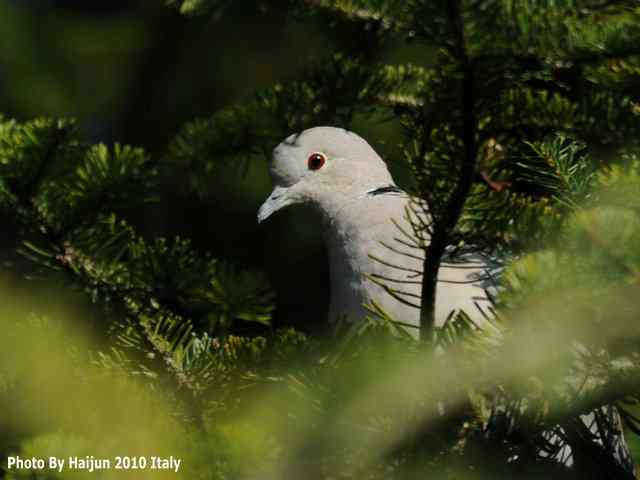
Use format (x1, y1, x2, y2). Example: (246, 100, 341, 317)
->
(258, 126, 394, 223)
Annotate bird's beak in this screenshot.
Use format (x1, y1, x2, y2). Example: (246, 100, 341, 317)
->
(257, 186, 295, 223)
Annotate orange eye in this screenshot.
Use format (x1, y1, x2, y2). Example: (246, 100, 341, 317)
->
(307, 152, 326, 171)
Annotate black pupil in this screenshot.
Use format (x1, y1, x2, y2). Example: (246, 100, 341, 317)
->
(310, 154, 324, 169)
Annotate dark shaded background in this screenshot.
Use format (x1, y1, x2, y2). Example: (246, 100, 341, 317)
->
(0, 0, 427, 334)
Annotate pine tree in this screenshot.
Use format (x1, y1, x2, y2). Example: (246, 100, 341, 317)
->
(1, 1, 640, 478)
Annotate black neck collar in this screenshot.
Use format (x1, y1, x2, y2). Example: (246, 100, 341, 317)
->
(366, 184, 403, 196)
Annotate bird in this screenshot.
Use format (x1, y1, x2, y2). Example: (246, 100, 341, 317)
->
(257, 126, 494, 336)
(258, 126, 636, 477)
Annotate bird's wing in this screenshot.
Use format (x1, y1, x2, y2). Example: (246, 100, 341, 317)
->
(364, 187, 635, 477)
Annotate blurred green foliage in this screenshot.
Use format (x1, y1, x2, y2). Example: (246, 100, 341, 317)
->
(3, 168, 640, 477)
(1, 0, 640, 478)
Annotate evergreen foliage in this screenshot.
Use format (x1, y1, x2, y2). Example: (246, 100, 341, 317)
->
(1, 0, 640, 478)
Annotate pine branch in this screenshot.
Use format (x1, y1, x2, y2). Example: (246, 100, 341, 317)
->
(0, 117, 276, 412)
(165, 0, 235, 17)
(420, 0, 479, 340)
(301, 0, 408, 33)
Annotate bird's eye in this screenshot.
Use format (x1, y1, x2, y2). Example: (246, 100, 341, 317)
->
(307, 152, 327, 171)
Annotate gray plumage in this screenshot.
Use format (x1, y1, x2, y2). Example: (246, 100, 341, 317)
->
(258, 126, 492, 336)
(258, 126, 635, 477)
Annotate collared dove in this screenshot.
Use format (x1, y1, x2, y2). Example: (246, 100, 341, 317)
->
(258, 126, 493, 336)
(258, 126, 635, 476)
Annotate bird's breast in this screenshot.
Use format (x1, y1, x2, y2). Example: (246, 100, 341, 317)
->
(322, 195, 423, 330)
